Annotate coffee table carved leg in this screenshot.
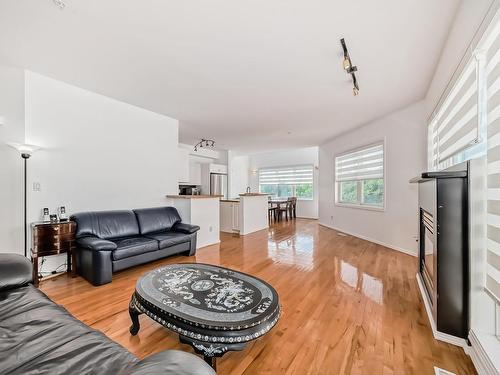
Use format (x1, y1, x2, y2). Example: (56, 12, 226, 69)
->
(129, 298, 142, 335)
(204, 356, 217, 371)
(180, 336, 246, 370)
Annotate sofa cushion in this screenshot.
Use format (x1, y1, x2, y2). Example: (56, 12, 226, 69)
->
(72, 210, 140, 240)
(112, 237, 159, 261)
(133, 207, 182, 235)
(0, 254, 32, 292)
(145, 232, 192, 249)
(0, 285, 136, 374)
(76, 236, 118, 251)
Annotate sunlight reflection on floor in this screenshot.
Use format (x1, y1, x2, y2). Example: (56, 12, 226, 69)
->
(267, 233, 315, 270)
(340, 260, 383, 304)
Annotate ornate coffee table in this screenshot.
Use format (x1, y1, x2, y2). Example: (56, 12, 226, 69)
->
(129, 263, 280, 369)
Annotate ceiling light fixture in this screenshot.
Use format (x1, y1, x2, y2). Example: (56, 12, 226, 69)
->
(340, 38, 359, 96)
(194, 138, 215, 152)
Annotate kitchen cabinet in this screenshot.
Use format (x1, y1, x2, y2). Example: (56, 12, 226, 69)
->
(178, 148, 190, 183)
(220, 201, 240, 233)
(189, 162, 202, 185)
(210, 163, 227, 174)
(232, 202, 239, 231)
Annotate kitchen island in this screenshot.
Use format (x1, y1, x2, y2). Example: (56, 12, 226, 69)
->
(166, 195, 221, 249)
(220, 193, 268, 235)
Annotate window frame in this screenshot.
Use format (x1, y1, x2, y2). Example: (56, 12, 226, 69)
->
(258, 164, 314, 201)
(334, 141, 386, 211)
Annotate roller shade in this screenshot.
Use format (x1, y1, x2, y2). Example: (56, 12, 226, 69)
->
(335, 143, 384, 182)
(486, 23, 500, 302)
(429, 56, 480, 169)
(259, 165, 313, 185)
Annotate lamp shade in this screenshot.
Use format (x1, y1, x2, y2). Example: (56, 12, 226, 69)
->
(7, 142, 41, 156)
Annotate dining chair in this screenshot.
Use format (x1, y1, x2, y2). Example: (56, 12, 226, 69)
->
(277, 199, 293, 221)
(268, 203, 277, 223)
(290, 197, 297, 218)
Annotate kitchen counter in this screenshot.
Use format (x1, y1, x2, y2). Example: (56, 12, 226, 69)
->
(166, 195, 222, 199)
(167, 195, 220, 249)
(220, 194, 268, 235)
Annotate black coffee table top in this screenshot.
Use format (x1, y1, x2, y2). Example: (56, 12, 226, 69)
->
(134, 263, 279, 330)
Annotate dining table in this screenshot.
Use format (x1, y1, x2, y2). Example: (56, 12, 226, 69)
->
(268, 198, 294, 222)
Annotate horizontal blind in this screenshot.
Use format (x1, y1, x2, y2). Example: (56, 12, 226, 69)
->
(335, 143, 384, 182)
(486, 21, 500, 302)
(259, 165, 313, 185)
(429, 56, 479, 167)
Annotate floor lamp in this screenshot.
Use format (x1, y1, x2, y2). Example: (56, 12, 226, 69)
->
(8, 143, 41, 258)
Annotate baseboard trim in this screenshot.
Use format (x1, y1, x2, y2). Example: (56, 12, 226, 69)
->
(197, 240, 221, 249)
(318, 222, 417, 257)
(468, 330, 499, 375)
(415, 273, 469, 349)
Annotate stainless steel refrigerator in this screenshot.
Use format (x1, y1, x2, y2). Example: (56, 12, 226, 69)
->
(210, 173, 227, 199)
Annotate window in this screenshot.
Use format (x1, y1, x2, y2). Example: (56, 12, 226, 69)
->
(427, 44, 486, 171)
(335, 142, 384, 209)
(484, 17, 500, 313)
(259, 165, 313, 200)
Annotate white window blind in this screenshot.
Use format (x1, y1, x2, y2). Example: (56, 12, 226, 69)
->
(429, 56, 480, 169)
(259, 165, 313, 185)
(486, 19, 500, 303)
(335, 143, 384, 182)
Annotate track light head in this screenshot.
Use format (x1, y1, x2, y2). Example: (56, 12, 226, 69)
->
(343, 57, 351, 71)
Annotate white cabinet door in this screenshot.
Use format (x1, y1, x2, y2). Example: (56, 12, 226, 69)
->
(232, 203, 240, 231)
(178, 148, 190, 183)
(189, 162, 202, 185)
(209, 163, 227, 174)
(220, 202, 233, 233)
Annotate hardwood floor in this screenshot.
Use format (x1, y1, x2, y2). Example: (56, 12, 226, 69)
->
(40, 219, 476, 375)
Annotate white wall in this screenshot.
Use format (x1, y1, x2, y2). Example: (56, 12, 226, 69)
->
(247, 146, 319, 219)
(24, 71, 179, 271)
(0, 66, 25, 254)
(319, 102, 427, 255)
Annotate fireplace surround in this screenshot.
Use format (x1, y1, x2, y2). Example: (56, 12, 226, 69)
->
(410, 162, 469, 341)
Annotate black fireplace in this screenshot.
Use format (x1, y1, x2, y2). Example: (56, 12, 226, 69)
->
(410, 162, 469, 339)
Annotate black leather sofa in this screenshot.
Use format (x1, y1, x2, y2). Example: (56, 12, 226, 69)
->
(72, 207, 200, 286)
(0, 253, 215, 375)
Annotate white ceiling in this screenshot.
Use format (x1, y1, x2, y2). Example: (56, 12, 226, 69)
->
(0, 0, 459, 152)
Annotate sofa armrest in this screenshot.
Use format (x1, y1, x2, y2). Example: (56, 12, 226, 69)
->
(0, 253, 32, 291)
(76, 236, 117, 251)
(172, 222, 200, 234)
(121, 350, 216, 375)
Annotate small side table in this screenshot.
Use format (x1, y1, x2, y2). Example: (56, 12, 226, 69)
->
(31, 221, 76, 287)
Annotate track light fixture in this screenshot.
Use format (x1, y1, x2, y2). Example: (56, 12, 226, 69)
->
(340, 38, 359, 96)
(194, 138, 215, 152)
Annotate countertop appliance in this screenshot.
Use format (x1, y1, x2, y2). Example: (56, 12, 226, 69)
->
(179, 185, 200, 195)
(210, 173, 227, 199)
